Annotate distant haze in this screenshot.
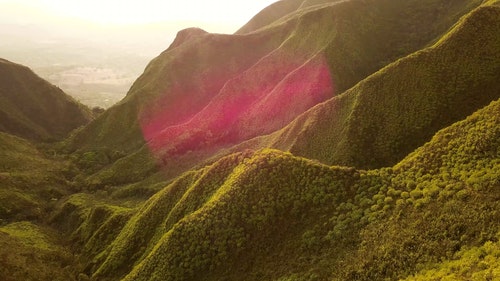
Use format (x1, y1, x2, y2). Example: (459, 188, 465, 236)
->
(0, 0, 277, 30)
(0, 0, 277, 108)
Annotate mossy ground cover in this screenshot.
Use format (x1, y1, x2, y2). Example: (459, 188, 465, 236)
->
(109, 98, 500, 281)
(0, 221, 77, 281)
(0, 132, 77, 223)
(1, 1, 499, 280)
(0, 132, 135, 280)
(267, 0, 500, 170)
(63, 0, 486, 188)
(403, 233, 500, 280)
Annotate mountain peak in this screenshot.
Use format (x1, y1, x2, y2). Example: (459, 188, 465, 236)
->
(0, 58, 13, 65)
(168, 27, 208, 50)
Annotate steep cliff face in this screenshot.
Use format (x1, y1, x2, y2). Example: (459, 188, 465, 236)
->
(0, 58, 92, 141)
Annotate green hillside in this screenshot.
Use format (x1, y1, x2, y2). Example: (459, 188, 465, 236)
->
(1, 0, 499, 280)
(0, 132, 83, 280)
(0, 58, 93, 141)
(252, 1, 500, 169)
(81, 97, 499, 280)
(0, 58, 95, 280)
(66, 0, 483, 186)
(236, 0, 346, 34)
(0, 132, 72, 223)
(0, 222, 77, 281)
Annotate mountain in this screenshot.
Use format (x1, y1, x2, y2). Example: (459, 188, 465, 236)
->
(1, 0, 500, 280)
(0, 59, 94, 280)
(66, 0, 485, 184)
(233, 0, 500, 169)
(0, 58, 93, 141)
(68, 97, 500, 281)
(0, 131, 83, 280)
(52, 2, 499, 280)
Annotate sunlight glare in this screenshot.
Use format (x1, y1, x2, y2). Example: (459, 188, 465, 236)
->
(30, 0, 277, 28)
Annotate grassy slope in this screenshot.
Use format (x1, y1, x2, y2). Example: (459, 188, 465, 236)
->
(0, 132, 75, 223)
(0, 222, 77, 281)
(1, 1, 497, 280)
(65, 25, 291, 153)
(70, 0, 482, 189)
(0, 133, 83, 280)
(0, 58, 105, 281)
(94, 97, 499, 281)
(92, 151, 254, 280)
(49, 193, 134, 277)
(0, 58, 93, 141)
(235, 0, 305, 34)
(236, 0, 346, 34)
(348, 97, 500, 280)
(231, 1, 500, 170)
(148, 0, 484, 176)
(62, 24, 293, 187)
(402, 233, 500, 280)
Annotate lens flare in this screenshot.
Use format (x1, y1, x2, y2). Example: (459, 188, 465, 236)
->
(140, 48, 334, 167)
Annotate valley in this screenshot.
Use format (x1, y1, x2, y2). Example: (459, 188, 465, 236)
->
(0, 0, 499, 280)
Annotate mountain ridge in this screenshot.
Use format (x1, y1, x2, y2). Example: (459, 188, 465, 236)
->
(0, 58, 93, 141)
(67, 0, 485, 187)
(87, 97, 500, 281)
(1, 0, 499, 280)
(252, 1, 500, 169)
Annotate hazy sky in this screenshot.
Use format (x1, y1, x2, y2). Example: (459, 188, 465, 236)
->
(0, 0, 280, 103)
(0, 0, 278, 33)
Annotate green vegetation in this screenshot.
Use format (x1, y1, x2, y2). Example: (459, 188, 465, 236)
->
(0, 222, 76, 281)
(93, 151, 253, 280)
(1, 0, 499, 280)
(0, 132, 76, 223)
(403, 234, 500, 280)
(0, 132, 50, 171)
(0, 58, 93, 141)
(49, 193, 134, 276)
(258, 0, 500, 169)
(64, 0, 485, 186)
(115, 97, 500, 281)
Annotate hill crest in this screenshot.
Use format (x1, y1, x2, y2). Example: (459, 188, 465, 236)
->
(0, 58, 93, 141)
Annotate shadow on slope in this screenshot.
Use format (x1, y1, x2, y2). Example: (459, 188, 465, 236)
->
(89, 97, 500, 280)
(68, 0, 483, 189)
(230, 1, 500, 170)
(0, 59, 92, 142)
